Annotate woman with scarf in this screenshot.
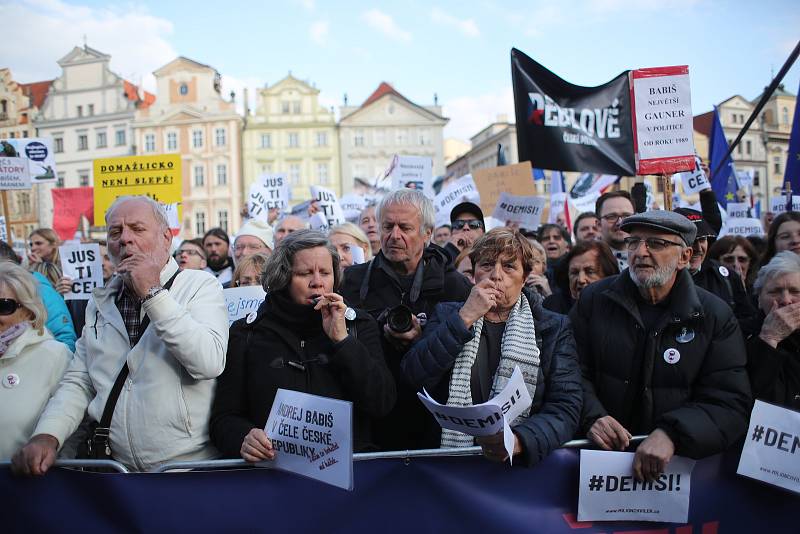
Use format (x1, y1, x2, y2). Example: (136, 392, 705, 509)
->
(402, 228, 582, 465)
(210, 230, 396, 461)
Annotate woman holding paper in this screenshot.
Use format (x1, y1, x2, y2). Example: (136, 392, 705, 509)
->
(328, 223, 372, 273)
(401, 228, 582, 465)
(210, 230, 395, 461)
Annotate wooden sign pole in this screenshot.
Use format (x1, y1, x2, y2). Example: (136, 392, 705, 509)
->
(1, 190, 12, 244)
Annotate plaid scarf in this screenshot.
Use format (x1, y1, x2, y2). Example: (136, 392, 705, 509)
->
(115, 285, 143, 347)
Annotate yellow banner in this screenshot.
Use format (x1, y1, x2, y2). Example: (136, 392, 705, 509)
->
(93, 154, 182, 225)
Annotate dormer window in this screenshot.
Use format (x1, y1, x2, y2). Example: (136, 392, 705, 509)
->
(179, 83, 189, 96)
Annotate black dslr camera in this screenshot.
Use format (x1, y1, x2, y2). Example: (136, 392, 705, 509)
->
(378, 304, 415, 334)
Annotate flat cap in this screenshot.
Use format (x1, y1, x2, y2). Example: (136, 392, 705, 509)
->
(619, 210, 697, 246)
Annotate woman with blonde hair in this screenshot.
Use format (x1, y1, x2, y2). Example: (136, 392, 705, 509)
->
(231, 253, 269, 287)
(0, 262, 72, 459)
(27, 228, 60, 266)
(328, 222, 373, 271)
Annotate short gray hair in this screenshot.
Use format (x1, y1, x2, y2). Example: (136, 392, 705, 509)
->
(754, 250, 800, 296)
(105, 195, 170, 232)
(376, 189, 435, 234)
(0, 261, 47, 334)
(262, 229, 341, 293)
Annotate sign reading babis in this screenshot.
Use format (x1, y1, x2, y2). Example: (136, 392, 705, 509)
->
(511, 48, 635, 176)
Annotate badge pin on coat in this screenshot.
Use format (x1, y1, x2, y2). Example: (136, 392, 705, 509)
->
(675, 327, 695, 344)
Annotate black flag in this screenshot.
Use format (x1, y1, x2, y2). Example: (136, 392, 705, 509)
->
(511, 48, 636, 175)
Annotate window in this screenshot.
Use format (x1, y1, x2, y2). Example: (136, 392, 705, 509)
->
(281, 101, 290, 114)
(737, 143, 742, 155)
(77, 133, 88, 151)
(396, 128, 408, 145)
(195, 212, 206, 236)
(22, 130, 28, 138)
(166, 132, 177, 151)
(216, 164, 227, 186)
(215, 128, 226, 147)
(79, 172, 90, 187)
(179, 83, 189, 96)
(260, 134, 271, 148)
(115, 129, 126, 146)
(88, 104, 94, 116)
(746, 140, 752, 156)
(76, 105, 83, 117)
(754, 170, 760, 187)
(317, 162, 329, 185)
(194, 165, 205, 187)
(218, 210, 229, 233)
(54, 137, 63, 153)
(19, 193, 31, 214)
(354, 130, 364, 147)
(192, 130, 203, 148)
(144, 134, 156, 152)
(731, 114, 737, 124)
(316, 131, 328, 147)
(56, 173, 64, 188)
(292, 101, 301, 114)
(8, 133, 14, 139)
(774, 157, 781, 174)
(419, 129, 431, 146)
(288, 132, 299, 148)
(289, 163, 300, 185)
(782, 107, 789, 124)
(96, 131, 107, 148)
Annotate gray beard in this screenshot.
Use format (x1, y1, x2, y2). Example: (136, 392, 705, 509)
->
(629, 258, 678, 289)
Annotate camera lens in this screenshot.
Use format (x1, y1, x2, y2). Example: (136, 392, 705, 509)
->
(386, 305, 413, 333)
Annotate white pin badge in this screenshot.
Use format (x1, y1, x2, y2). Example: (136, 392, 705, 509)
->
(344, 307, 356, 321)
(3, 373, 20, 388)
(246, 311, 258, 324)
(676, 327, 695, 343)
(718, 265, 729, 277)
(663, 348, 681, 365)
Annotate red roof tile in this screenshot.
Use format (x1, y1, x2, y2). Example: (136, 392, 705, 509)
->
(123, 80, 155, 109)
(362, 82, 406, 108)
(20, 80, 53, 109)
(693, 110, 713, 137)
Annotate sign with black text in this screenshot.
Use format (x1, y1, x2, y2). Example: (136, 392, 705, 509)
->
(770, 195, 800, 214)
(224, 286, 266, 325)
(491, 193, 546, 229)
(678, 156, 711, 194)
(719, 217, 764, 238)
(310, 185, 345, 228)
(58, 243, 103, 300)
(339, 193, 367, 222)
(0, 157, 31, 189)
(725, 202, 750, 219)
(384, 155, 434, 198)
(434, 174, 480, 227)
(1, 137, 58, 183)
(248, 174, 289, 223)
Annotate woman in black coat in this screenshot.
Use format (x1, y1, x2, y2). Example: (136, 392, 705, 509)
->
(210, 230, 396, 461)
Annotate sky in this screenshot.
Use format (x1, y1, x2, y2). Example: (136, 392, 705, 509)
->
(4, 0, 799, 142)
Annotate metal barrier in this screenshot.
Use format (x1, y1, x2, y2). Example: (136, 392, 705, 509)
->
(0, 459, 130, 474)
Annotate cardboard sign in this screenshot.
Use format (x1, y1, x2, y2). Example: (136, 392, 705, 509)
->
(224, 286, 266, 325)
(339, 193, 367, 222)
(58, 243, 103, 300)
(434, 175, 481, 227)
(1, 137, 58, 183)
(265, 389, 353, 490)
(631, 66, 695, 175)
(93, 154, 182, 225)
(770, 195, 800, 214)
(249, 174, 289, 223)
(578, 450, 695, 523)
(310, 185, 345, 228)
(725, 202, 750, 219)
(491, 193, 546, 229)
(677, 156, 711, 194)
(473, 161, 536, 214)
(0, 157, 32, 189)
(386, 155, 434, 198)
(737, 400, 800, 494)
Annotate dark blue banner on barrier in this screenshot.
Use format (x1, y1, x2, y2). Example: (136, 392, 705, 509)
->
(0, 448, 794, 533)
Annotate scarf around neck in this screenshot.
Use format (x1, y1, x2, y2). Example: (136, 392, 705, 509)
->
(0, 322, 29, 356)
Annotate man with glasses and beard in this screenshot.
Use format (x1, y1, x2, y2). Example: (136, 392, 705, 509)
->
(570, 210, 751, 482)
(203, 228, 234, 286)
(596, 191, 635, 271)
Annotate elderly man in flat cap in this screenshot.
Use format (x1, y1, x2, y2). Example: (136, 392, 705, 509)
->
(569, 210, 751, 482)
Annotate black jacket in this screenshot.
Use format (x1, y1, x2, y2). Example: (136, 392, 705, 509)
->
(401, 289, 583, 465)
(746, 318, 800, 411)
(340, 245, 472, 450)
(570, 268, 752, 459)
(210, 295, 396, 455)
(692, 259, 760, 337)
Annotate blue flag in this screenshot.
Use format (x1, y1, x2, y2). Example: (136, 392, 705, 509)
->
(532, 168, 545, 181)
(709, 106, 738, 208)
(785, 80, 800, 196)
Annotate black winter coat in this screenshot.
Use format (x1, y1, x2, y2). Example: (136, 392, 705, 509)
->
(210, 296, 396, 456)
(401, 289, 583, 465)
(570, 268, 752, 459)
(340, 245, 472, 450)
(746, 317, 800, 411)
(692, 259, 760, 337)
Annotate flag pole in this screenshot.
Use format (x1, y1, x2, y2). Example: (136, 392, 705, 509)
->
(661, 174, 673, 211)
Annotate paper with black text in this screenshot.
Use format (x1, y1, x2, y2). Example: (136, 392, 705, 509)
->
(59, 243, 103, 300)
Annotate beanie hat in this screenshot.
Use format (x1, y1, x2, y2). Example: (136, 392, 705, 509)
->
(234, 219, 275, 251)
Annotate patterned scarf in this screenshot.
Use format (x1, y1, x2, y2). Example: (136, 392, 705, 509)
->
(0, 322, 29, 356)
(441, 294, 541, 448)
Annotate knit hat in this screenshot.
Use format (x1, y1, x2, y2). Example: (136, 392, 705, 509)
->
(235, 219, 274, 250)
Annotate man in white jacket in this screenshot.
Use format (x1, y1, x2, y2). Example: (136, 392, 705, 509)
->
(12, 196, 229, 473)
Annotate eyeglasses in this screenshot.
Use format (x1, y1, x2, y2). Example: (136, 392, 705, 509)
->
(0, 298, 22, 316)
(174, 249, 205, 259)
(234, 243, 266, 253)
(624, 237, 684, 251)
(452, 219, 484, 231)
(601, 212, 634, 223)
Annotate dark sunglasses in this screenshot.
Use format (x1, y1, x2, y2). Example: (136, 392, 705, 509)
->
(0, 298, 23, 316)
(453, 219, 484, 231)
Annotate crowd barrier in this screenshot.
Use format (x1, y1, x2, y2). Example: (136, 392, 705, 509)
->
(0, 439, 794, 533)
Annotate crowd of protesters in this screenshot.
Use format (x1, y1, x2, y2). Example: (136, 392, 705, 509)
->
(1, 182, 797, 480)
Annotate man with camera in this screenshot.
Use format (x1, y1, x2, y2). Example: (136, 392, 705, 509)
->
(340, 189, 472, 450)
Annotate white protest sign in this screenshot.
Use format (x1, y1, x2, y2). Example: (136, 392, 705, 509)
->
(770, 195, 800, 215)
(0, 216, 6, 243)
(736, 169, 754, 189)
(491, 193, 546, 229)
(0, 157, 31, 190)
(677, 156, 711, 194)
(224, 286, 266, 325)
(568, 192, 601, 215)
(578, 450, 695, 523)
(548, 192, 567, 224)
(1, 137, 57, 183)
(434, 175, 481, 228)
(632, 66, 695, 175)
(339, 193, 367, 222)
(388, 155, 434, 198)
(308, 212, 330, 231)
(726, 202, 750, 219)
(162, 202, 181, 233)
(249, 174, 289, 223)
(417, 366, 532, 464)
(310, 185, 345, 228)
(349, 244, 365, 265)
(265, 389, 353, 490)
(719, 217, 764, 238)
(737, 400, 800, 494)
(58, 243, 103, 300)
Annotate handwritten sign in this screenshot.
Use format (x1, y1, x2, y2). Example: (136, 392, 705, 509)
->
(265, 388, 353, 490)
(310, 185, 345, 228)
(677, 156, 711, 194)
(473, 161, 536, 215)
(339, 193, 367, 222)
(491, 193, 546, 229)
(224, 286, 266, 325)
(386, 155, 434, 198)
(578, 450, 695, 523)
(249, 174, 289, 223)
(434, 175, 481, 227)
(58, 243, 103, 300)
(719, 217, 764, 238)
(770, 195, 800, 214)
(0, 157, 31, 190)
(1, 137, 58, 183)
(726, 202, 750, 219)
(631, 66, 695, 175)
(737, 400, 800, 495)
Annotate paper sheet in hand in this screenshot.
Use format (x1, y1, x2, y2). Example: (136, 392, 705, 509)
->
(58, 243, 103, 300)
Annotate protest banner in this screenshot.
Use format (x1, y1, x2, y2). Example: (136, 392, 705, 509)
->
(265, 389, 353, 490)
(434, 174, 480, 227)
(511, 48, 635, 175)
(1, 137, 57, 183)
(223, 286, 266, 325)
(473, 161, 536, 215)
(58, 243, 103, 300)
(417, 366, 532, 464)
(578, 449, 695, 523)
(725, 202, 750, 219)
(631, 66, 695, 175)
(770, 195, 800, 214)
(339, 193, 367, 222)
(248, 174, 289, 223)
(383, 155, 434, 198)
(567, 192, 600, 215)
(162, 202, 181, 235)
(678, 156, 711, 194)
(310, 185, 345, 228)
(0, 216, 6, 243)
(491, 193, 546, 229)
(93, 154, 182, 225)
(719, 218, 764, 238)
(308, 212, 330, 231)
(737, 400, 800, 494)
(51, 187, 94, 240)
(0, 157, 31, 189)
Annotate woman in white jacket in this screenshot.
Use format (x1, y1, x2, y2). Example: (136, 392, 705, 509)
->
(0, 262, 72, 459)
